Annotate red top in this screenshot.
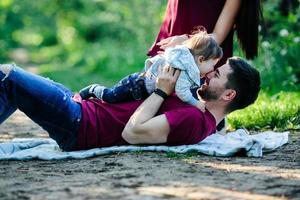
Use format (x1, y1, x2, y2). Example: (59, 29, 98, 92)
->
(148, 0, 233, 67)
(76, 95, 216, 150)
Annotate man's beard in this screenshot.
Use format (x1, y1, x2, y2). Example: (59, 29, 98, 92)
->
(197, 84, 222, 101)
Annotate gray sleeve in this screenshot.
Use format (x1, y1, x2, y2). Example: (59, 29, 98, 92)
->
(145, 56, 165, 77)
(165, 47, 201, 86)
(175, 71, 198, 106)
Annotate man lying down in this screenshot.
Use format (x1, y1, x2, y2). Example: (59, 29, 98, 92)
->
(0, 57, 260, 151)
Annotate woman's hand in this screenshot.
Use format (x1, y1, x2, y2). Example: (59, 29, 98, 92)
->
(156, 65, 180, 95)
(157, 35, 188, 52)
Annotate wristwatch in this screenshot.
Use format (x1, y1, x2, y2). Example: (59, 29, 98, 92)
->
(154, 88, 168, 99)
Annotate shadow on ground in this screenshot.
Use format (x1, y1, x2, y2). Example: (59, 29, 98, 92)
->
(0, 111, 299, 200)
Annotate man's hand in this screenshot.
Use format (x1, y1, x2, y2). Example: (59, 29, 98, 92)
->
(156, 65, 181, 95)
(122, 65, 180, 145)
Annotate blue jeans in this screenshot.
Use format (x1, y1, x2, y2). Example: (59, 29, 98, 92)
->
(102, 72, 149, 103)
(0, 64, 81, 151)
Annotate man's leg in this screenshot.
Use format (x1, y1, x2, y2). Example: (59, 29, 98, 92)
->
(0, 64, 81, 151)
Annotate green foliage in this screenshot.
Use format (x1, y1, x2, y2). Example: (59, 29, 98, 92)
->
(0, 0, 165, 86)
(233, 0, 300, 93)
(228, 92, 300, 131)
(0, 0, 299, 130)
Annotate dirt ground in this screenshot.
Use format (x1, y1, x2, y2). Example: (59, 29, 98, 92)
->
(0, 111, 299, 200)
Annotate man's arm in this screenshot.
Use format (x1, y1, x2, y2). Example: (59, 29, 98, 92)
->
(122, 66, 180, 144)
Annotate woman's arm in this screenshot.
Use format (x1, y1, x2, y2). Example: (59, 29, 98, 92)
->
(212, 0, 241, 45)
(158, 0, 241, 50)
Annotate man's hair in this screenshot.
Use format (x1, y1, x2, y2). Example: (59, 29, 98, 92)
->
(225, 57, 261, 113)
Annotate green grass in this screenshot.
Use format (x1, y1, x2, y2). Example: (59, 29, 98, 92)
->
(228, 91, 300, 131)
(165, 152, 199, 159)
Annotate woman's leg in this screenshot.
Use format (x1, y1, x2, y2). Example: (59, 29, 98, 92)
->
(0, 64, 81, 151)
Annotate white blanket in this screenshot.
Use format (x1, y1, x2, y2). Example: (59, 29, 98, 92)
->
(0, 129, 288, 160)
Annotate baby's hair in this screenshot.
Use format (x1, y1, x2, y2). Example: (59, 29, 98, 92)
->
(184, 26, 223, 61)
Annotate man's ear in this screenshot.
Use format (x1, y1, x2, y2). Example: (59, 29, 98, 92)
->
(197, 55, 205, 63)
(222, 89, 236, 101)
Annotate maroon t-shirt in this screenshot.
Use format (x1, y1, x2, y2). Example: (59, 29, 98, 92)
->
(76, 95, 216, 150)
(148, 0, 232, 67)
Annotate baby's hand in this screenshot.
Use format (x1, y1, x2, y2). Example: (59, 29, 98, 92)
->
(72, 93, 82, 103)
(196, 101, 206, 112)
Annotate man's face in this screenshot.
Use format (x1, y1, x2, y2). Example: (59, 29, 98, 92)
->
(197, 63, 232, 101)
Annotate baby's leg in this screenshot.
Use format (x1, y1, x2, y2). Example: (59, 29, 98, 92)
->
(102, 72, 149, 103)
(79, 84, 105, 99)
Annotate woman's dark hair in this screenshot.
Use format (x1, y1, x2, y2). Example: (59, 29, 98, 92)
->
(225, 57, 261, 113)
(236, 0, 263, 59)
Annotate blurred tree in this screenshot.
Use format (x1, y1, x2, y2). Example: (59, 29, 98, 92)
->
(0, 0, 298, 92)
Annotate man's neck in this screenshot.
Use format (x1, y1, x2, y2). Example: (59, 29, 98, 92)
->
(205, 102, 226, 125)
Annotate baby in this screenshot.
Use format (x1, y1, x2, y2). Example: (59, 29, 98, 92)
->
(78, 30, 223, 111)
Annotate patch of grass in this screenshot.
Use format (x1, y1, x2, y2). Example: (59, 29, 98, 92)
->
(165, 152, 198, 159)
(228, 91, 300, 131)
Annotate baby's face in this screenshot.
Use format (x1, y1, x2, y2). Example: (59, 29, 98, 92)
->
(199, 58, 219, 77)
